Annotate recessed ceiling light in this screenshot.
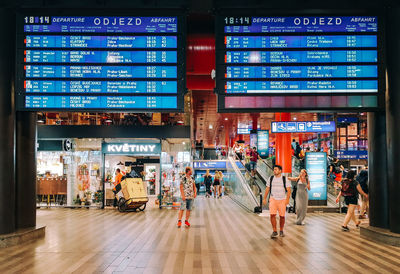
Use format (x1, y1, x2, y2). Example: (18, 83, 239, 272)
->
(209, 125, 213, 129)
(225, 118, 228, 121)
(182, 142, 185, 145)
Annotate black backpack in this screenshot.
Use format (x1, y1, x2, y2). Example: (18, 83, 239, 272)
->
(341, 178, 357, 197)
(268, 175, 287, 200)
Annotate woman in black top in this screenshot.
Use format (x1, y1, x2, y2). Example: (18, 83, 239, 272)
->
(213, 171, 221, 198)
(203, 169, 213, 198)
(336, 170, 368, 231)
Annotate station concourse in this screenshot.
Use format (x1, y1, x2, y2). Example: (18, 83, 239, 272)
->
(1, 0, 400, 273)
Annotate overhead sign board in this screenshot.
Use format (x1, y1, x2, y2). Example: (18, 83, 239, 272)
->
(271, 121, 336, 133)
(305, 152, 327, 202)
(335, 150, 368, 160)
(17, 14, 186, 111)
(216, 15, 383, 111)
(193, 161, 227, 169)
(102, 143, 161, 155)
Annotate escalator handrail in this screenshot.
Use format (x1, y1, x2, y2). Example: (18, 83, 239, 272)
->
(260, 159, 274, 171)
(227, 156, 260, 205)
(231, 153, 263, 193)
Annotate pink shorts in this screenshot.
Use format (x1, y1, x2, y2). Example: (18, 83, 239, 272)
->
(269, 197, 287, 217)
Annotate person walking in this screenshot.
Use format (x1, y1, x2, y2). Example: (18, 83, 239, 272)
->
(218, 171, 224, 198)
(288, 169, 310, 225)
(329, 157, 344, 195)
(249, 147, 262, 178)
(203, 169, 213, 198)
(263, 165, 291, 238)
(213, 171, 221, 198)
(336, 170, 368, 231)
(356, 167, 369, 219)
(112, 168, 123, 207)
(177, 167, 197, 228)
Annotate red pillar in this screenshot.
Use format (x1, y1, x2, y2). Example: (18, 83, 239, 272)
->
(251, 113, 259, 131)
(225, 127, 229, 147)
(275, 113, 292, 174)
(238, 134, 244, 141)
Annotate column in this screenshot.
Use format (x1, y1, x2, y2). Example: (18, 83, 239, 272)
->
(0, 8, 16, 234)
(275, 113, 292, 174)
(367, 112, 389, 229)
(16, 112, 37, 229)
(385, 6, 400, 233)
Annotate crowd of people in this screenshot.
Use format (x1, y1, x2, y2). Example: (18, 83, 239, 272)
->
(177, 141, 369, 237)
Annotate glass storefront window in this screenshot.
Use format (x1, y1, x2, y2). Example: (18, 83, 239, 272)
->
(160, 139, 191, 208)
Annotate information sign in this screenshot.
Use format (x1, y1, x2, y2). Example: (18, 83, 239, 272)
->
(271, 121, 336, 133)
(216, 15, 383, 111)
(335, 150, 368, 160)
(17, 14, 186, 111)
(305, 152, 327, 201)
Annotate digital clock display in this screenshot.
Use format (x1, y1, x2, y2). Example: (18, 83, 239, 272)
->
(16, 14, 186, 111)
(224, 17, 251, 26)
(216, 15, 383, 111)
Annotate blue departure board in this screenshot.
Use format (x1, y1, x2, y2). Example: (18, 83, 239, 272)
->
(17, 14, 186, 111)
(216, 15, 382, 111)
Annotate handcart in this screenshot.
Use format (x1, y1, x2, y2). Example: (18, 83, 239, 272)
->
(117, 177, 149, 212)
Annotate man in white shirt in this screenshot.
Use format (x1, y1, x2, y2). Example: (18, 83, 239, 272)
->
(263, 165, 291, 238)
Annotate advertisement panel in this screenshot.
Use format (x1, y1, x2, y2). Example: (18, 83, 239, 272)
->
(257, 130, 269, 157)
(305, 152, 327, 202)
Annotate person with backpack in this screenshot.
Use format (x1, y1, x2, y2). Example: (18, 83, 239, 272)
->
(336, 170, 368, 231)
(288, 169, 311, 225)
(262, 165, 292, 238)
(329, 157, 344, 195)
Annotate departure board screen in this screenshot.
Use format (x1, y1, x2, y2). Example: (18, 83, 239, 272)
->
(17, 14, 186, 111)
(216, 15, 383, 111)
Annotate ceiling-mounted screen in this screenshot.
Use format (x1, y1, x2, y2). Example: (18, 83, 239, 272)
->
(17, 14, 186, 111)
(216, 15, 383, 111)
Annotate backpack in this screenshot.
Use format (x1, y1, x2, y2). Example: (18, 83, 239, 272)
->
(268, 175, 287, 200)
(341, 179, 357, 197)
(333, 164, 341, 174)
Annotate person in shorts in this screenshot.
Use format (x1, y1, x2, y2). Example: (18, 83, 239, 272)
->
(177, 167, 197, 228)
(336, 170, 368, 232)
(263, 165, 291, 238)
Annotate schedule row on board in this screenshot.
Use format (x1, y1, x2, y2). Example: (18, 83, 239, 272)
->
(225, 35, 377, 49)
(225, 80, 378, 93)
(25, 95, 177, 109)
(24, 50, 177, 63)
(24, 80, 178, 93)
(25, 35, 178, 48)
(225, 65, 378, 79)
(25, 65, 177, 78)
(225, 50, 377, 63)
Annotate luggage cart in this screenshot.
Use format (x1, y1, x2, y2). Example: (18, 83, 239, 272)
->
(117, 177, 149, 212)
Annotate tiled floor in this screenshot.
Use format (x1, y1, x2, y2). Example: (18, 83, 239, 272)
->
(0, 196, 399, 273)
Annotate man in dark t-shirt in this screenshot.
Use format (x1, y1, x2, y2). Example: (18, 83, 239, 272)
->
(250, 147, 261, 177)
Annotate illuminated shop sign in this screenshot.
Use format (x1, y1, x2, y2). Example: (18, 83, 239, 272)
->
(102, 143, 161, 155)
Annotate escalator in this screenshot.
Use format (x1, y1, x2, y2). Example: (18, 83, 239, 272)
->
(224, 156, 261, 213)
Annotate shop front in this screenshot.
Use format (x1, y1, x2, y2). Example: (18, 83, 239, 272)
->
(36, 138, 191, 209)
(102, 142, 162, 208)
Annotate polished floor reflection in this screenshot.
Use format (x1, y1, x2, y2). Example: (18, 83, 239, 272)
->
(0, 197, 399, 274)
